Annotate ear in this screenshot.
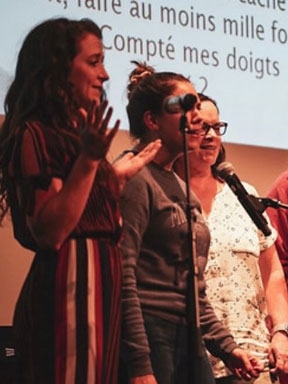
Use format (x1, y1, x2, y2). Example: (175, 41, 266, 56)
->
(143, 110, 159, 131)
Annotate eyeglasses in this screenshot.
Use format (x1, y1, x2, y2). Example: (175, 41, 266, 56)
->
(187, 122, 228, 136)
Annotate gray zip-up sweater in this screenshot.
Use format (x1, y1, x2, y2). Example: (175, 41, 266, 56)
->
(120, 162, 238, 378)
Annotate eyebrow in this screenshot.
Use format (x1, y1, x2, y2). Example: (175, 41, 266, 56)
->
(87, 53, 104, 61)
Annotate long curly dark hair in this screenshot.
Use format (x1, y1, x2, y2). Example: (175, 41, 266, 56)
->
(0, 17, 103, 222)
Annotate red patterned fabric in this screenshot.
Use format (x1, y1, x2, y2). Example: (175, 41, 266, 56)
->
(9, 121, 122, 384)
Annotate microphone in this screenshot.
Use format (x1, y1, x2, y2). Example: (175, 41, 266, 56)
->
(215, 162, 272, 236)
(164, 93, 197, 113)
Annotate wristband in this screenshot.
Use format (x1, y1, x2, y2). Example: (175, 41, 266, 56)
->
(272, 323, 288, 336)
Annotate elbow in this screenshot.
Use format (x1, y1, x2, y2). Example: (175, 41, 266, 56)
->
(30, 225, 64, 251)
(37, 237, 63, 251)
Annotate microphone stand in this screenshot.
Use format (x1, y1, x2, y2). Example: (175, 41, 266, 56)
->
(247, 195, 288, 212)
(258, 197, 288, 210)
(179, 113, 204, 383)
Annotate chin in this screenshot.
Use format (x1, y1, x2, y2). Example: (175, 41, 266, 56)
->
(82, 97, 100, 109)
(92, 98, 101, 107)
(204, 157, 217, 166)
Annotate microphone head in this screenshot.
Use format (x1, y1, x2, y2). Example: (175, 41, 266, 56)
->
(164, 93, 197, 113)
(179, 94, 197, 111)
(215, 161, 235, 180)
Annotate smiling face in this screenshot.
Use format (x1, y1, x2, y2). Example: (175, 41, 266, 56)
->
(188, 99, 222, 169)
(68, 33, 109, 108)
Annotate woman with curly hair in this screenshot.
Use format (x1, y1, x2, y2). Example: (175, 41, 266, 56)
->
(0, 19, 160, 384)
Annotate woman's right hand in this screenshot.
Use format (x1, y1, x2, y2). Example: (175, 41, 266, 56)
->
(130, 374, 158, 384)
(26, 100, 120, 250)
(78, 100, 120, 160)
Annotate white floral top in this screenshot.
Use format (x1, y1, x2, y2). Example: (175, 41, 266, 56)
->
(204, 183, 277, 378)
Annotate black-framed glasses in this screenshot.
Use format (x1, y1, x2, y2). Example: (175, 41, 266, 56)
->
(188, 121, 228, 136)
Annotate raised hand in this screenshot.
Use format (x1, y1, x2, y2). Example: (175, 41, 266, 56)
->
(113, 140, 162, 190)
(78, 100, 120, 160)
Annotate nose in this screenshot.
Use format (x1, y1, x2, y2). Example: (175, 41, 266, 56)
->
(190, 108, 203, 128)
(204, 125, 218, 137)
(100, 64, 109, 82)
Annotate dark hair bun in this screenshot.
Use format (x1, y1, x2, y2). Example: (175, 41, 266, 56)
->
(127, 60, 155, 98)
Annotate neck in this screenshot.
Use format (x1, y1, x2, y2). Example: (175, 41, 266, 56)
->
(184, 161, 222, 218)
(189, 166, 216, 193)
(137, 141, 181, 171)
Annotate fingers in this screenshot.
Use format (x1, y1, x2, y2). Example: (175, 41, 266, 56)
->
(269, 339, 288, 376)
(99, 105, 113, 134)
(277, 356, 287, 372)
(142, 139, 162, 153)
(248, 355, 265, 372)
(120, 152, 136, 161)
(271, 356, 288, 376)
(106, 118, 120, 141)
(137, 140, 162, 159)
(89, 99, 108, 128)
(113, 139, 162, 189)
(233, 367, 252, 381)
(76, 108, 87, 132)
(79, 100, 120, 160)
(81, 100, 117, 138)
(130, 140, 162, 168)
(228, 349, 262, 380)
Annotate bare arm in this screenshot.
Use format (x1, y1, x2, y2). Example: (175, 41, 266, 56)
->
(27, 157, 100, 250)
(259, 244, 288, 375)
(26, 100, 161, 251)
(26, 101, 119, 250)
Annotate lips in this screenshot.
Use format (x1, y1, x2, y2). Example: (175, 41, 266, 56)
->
(200, 145, 217, 150)
(92, 85, 102, 91)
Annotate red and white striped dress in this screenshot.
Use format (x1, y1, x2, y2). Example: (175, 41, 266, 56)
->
(8, 121, 122, 384)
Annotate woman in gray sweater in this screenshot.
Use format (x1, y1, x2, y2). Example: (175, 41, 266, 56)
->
(118, 61, 263, 384)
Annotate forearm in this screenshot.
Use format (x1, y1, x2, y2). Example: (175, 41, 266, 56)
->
(263, 268, 288, 325)
(28, 154, 101, 250)
(120, 177, 153, 377)
(259, 246, 288, 326)
(121, 240, 153, 376)
(121, 281, 153, 378)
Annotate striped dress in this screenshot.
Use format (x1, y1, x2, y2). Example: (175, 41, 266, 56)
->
(7, 121, 122, 384)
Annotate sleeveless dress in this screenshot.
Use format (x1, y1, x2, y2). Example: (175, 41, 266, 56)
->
(7, 121, 122, 384)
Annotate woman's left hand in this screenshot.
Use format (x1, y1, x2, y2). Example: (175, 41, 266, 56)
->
(113, 140, 161, 190)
